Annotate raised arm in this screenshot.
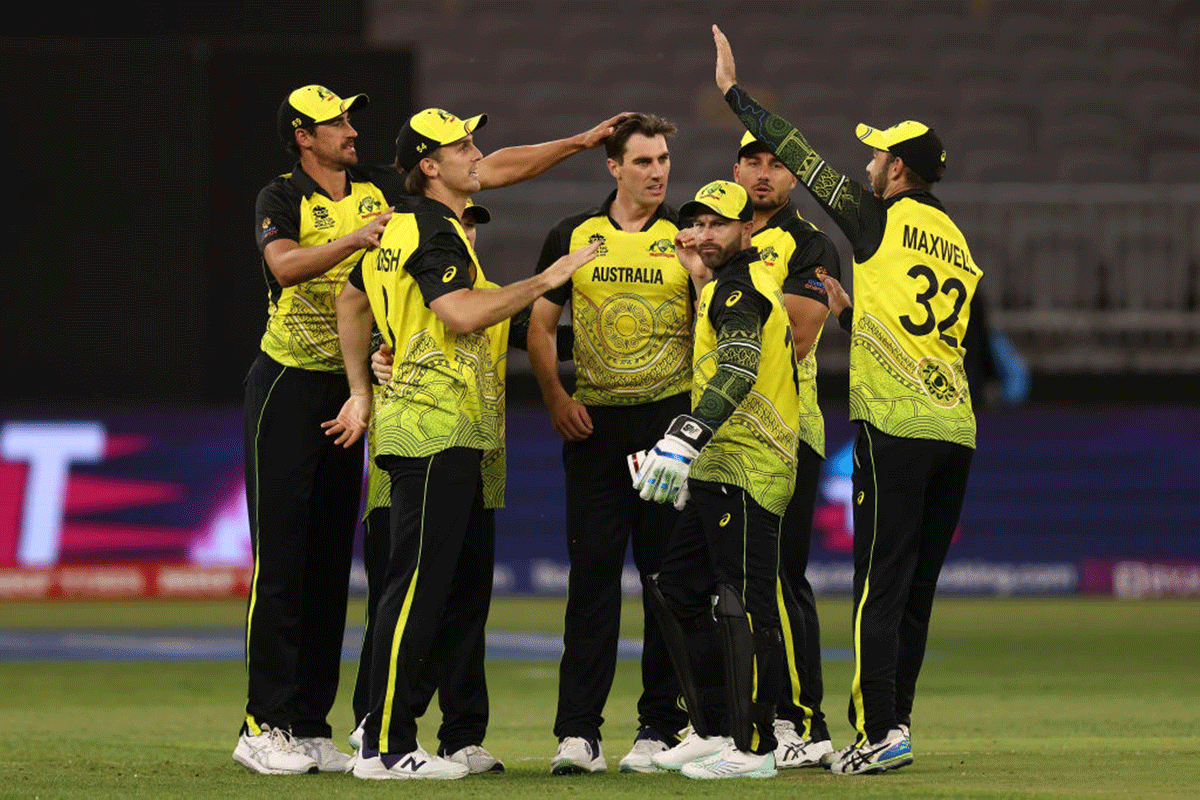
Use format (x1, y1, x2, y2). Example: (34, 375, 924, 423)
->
(712, 25, 869, 248)
(476, 113, 630, 189)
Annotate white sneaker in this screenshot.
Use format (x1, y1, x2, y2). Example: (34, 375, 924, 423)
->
(232, 724, 318, 775)
(650, 728, 730, 772)
(829, 727, 913, 775)
(348, 720, 365, 751)
(550, 736, 606, 774)
(681, 741, 777, 779)
(773, 719, 834, 768)
(352, 744, 469, 780)
(618, 726, 673, 773)
(292, 736, 352, 772)
(820, 740, 852, 769)
(443, 744, 505, 773)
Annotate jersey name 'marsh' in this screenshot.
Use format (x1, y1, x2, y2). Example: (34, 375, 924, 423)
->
(590, 265, 665, 284)
(902, 225, 977, 276)
(375, 246, 405, 273)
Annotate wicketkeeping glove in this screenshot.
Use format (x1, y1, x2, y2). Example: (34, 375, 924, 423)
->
(632, 414, 714, 509)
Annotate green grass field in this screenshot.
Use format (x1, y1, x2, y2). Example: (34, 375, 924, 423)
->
(1, 596, 1198, 799)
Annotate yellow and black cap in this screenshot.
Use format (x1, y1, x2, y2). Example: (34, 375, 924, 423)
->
(736, 130, 773, 160)
(395, 108, 488, 171)
(856, 120, 946, 183)
(277, 84, 369, 144)
(680, 180, 753, 223)
(463, 198, 491, 224)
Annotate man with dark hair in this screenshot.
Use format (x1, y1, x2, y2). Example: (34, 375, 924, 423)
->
(325, 107, 603, 780)
(713, 25, 981, 775)
(732, 131, 841, 768)
(634, 179, 800, 780)
(526, 113, 693, 774)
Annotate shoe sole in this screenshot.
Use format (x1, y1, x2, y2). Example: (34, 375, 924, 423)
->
(353, 764, 467, 780)
(619, 763, 666, 773)
(836, 754, 914, 775)
(682, 766, 778, 780)
(232, 751, 318, 775)
(551, 762, 605, 775)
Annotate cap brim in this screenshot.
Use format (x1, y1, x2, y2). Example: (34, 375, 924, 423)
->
(856, 123, 890, 150)
(463, 113, 488, 135)
(313, 93, 370, 125)
(463, 205, 491, 223)
(680, 199, 741, 222)
(737, 141, 773, 159)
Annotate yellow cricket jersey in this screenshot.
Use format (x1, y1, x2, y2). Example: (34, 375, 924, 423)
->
(255, 164, 390, 371)
(691, 254, 801, 516)
(355, 196, 503, 460)
(538, 194, 692, 405)
(850, 196, 981, 447)
(752, 203, 842, 458)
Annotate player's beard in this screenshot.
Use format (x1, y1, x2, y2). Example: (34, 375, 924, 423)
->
(699, 238, 741, 270)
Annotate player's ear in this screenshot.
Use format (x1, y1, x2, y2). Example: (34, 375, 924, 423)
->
(420, 156, 440, 179)
(606, 156, 620, 179)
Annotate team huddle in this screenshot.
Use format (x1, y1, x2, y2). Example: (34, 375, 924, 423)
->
(233, 27, 981, 781)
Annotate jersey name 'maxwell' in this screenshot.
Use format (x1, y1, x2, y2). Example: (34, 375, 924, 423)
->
(589, 265, 665, 284)
(902, 225, 978, 276)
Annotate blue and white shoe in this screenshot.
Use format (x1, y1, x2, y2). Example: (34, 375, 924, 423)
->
(680, 741, 777, 779)
(550, 736, 606, 774)
(829, 727, 913, 775)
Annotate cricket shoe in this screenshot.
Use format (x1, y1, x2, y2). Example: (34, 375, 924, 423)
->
(353, 744, 468, 780)
(829, 727, 913, 775)
(773, 719, 834, 768)
(232, 724, 318, 775)
(650, 727, 729, 771)
(681, 741, 777, 779)
(348, 720, 365, 751)
(550, 736, 606, 774)
(442, 744, 505, 773)
(293, 735, 352, 772)
(618, 726, 676, 772)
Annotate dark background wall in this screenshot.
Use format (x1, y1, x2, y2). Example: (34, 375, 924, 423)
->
(2, 3, 413, 410)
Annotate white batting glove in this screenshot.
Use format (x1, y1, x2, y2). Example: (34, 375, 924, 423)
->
(632, 415, 713, 508)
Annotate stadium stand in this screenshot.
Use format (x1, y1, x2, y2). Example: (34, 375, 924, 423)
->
(371, 0, 1200, 375)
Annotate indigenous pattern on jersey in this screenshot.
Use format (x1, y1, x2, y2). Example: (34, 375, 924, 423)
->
(691, 255, 800, 516)
(478, 277, 510, 510)
(538, 193, 692, 406)
(356, 196, 502, 459)
(725, 86, 981, 448)
(850, 198, 980, 446)
(753, 203, 841, 458)
(255, 164, 389, 371)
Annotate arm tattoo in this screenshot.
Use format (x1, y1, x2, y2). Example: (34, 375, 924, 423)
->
(692, 312, 763, 430)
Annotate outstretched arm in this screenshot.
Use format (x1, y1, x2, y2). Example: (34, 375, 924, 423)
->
(712, 24, 869, 248)
(477, 113, 630, 189)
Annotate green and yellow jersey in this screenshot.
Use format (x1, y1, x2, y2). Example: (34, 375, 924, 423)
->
(254, 163, 391, 371)
(537, 191, 692, 406)
(349, 195, 503, 460)
(752, 203, 842, 458)
(726, 86, 981, 448)
(690, 249, 801, 517)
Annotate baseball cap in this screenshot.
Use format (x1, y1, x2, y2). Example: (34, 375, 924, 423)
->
(736, 130, 773, 160)
(680, 180, 754, 223)
(463, 198, 491, 224)
(277, 85, 369, 144)
(395, 108, 488, 171)
(855, 120, 946, 183)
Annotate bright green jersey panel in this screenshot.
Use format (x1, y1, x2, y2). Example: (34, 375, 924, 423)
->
(851, 197, 982, 448)
(360, 211, 502, 459)
(568, 217, 693, 405)
(261, 184, 388, 371)
(691, 264, 800, 516)
(753, 223, 827, 458)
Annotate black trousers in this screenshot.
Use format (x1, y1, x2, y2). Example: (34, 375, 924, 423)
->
(657, 480, 784, 755)
(353, 504, 494, 754)
(363, 447, 494, 756)
(848, 422, 973, 744)
(242, 352, 360, 737)
(776, 443, 830, 741)
(554, 393, 690, 742)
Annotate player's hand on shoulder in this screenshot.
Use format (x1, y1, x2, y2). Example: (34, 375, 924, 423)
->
(322, 391, 372, 447)
(353, 206, 394, 250)
(542, 239, 602, 289)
